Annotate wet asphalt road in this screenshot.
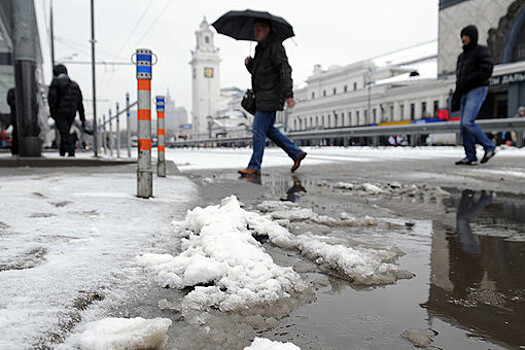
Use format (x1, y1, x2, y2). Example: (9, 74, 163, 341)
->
(4, 150, 523, 349)
(181, 150, 525, 349)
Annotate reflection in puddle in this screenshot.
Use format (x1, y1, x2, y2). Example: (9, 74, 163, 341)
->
(426, 189, 525, 349)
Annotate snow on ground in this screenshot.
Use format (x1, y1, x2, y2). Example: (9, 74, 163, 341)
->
(0, 173, 197, 349)
(166, 146, 525, 172)
(139, 196, 412, 315)
(69, 317, 172, 350)
(137, 196, 308, 313)
(244, 337, 301, 350)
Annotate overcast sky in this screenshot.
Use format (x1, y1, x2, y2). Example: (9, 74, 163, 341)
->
(34, 0, 439, 121)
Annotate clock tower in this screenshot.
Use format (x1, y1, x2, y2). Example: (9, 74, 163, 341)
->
(190, 17, 221, 136)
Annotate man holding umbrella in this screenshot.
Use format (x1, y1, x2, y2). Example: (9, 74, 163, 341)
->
(213, 11, 306, 176)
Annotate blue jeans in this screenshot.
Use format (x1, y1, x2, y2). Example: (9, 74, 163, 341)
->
(248, 111, 302, 170)
(460, 86, 495, 160)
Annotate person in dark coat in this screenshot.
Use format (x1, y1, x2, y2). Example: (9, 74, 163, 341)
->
(48, 64, 86, 157)
(6, 87, 18, 155)
(451, 25, 496, 165)
(238, 19, 306, 176)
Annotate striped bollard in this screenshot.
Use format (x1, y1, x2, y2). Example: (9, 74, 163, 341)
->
(116, 102, 121, 158)
(156, 96, 166, 177)
(126, 93, 131, 158)
(135, 48, 153, 198)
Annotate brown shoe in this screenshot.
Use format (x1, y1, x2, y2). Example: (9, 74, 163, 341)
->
(238, 168, 261, 176)
(291, 151, 307, 173)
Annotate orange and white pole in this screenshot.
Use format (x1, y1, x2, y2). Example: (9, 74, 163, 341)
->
(135, 48, 153, 198)
(156, 96, 166, 177)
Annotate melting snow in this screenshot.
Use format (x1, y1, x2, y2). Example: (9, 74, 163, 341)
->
(139, 196, 413, 314)
(71, 317, 172, 350)
(244, 337, 301, 350)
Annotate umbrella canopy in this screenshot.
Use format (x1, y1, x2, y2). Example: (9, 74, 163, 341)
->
(212, 9, 294, 41)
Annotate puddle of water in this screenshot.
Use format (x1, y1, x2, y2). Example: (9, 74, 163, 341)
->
(252, 174, 525, 349)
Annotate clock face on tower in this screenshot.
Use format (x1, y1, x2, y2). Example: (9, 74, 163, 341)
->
(204, 67, 214, 78)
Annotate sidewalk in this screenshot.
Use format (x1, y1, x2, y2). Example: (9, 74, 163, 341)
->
(0, 157, 195, 349)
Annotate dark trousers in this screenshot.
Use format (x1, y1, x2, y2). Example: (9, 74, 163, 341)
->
(55, 117, 75, 156)
(11, 126, 18, 155)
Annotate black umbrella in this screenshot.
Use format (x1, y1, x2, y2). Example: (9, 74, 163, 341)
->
(212, 9, 294, 41)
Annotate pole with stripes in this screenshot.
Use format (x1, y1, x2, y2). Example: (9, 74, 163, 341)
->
(156, 96, 166, 177)
(126, 92, 131, 158)
(135, 49, 153, 198)
(116, 102, 121, 158)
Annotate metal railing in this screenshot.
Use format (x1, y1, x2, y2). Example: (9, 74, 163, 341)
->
(166, 117, 525, 148)
(98, 98, 138, 157)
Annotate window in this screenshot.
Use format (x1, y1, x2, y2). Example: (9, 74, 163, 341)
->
(356, 111, 360, 124)
(353, 82, 357, 91)
(316, 116, 319, 127)
(323, 90, 326, 97)
(422, 102, 427, 116)
(373, 109, 377, 123)
(294, 120, 297, 130)
(390, 106, 394, 121)
(311, 92, 315, 99)
(433, 100, 439, 117)
(321, 116, 324, 127)
(400, 104, 405, 119)
(333, 88, 337, 95)
(310, 117, 313, 128)
(328, 115, 331, 128)
(410, 103, 415, 120)
(341, 112, 345, 127)
(205, 36, 210, 44)
(348, 111, 352, 126)
(344, 85, 348, 93)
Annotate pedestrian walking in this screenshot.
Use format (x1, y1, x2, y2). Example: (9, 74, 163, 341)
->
(451, 25, 496, 165)
(6, 87, 18, 155)
(47, 64, 86, 157)
(238, 19, 306, 176)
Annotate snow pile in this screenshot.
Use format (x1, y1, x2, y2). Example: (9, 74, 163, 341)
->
(296, 234, 413, 284)
(74, 317, 172, 350)
(256, 200, 378, 228)
(334, 181, 451, 198)
(139, 196, 412, 311)
(244, 337, 301, 350)
(137, 196, 307, 312)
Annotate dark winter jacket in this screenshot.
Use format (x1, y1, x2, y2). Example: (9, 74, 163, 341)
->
(451, 25, 494, 111)
(7, 88, 16, 127)
(246, 33, 293, 112)
(48, 73, 86, 123)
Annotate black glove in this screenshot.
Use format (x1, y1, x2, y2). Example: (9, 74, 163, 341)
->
(81, 121, 94, 135)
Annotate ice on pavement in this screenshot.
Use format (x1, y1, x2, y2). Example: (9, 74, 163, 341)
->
(139, 196, 412, 313)
(70, 317, 172, 350)
(0, 173, 197, 349)
(244, 337, 301, 350)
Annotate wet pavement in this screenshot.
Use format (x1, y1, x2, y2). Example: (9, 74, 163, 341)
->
(181, 157, 525, 349)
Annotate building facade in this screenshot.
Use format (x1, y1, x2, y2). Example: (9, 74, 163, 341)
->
(439, 0, 525, 117)
(288, 62, 454, 132)
(288, 0, 525, 132)
(189, 17, 221, 137)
